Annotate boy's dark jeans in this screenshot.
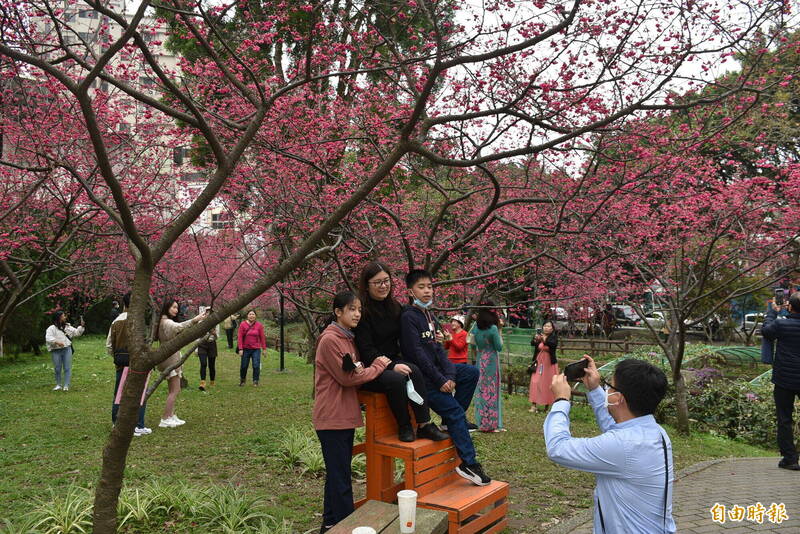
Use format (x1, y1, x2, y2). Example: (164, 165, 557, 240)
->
(426, 363, 479, 465)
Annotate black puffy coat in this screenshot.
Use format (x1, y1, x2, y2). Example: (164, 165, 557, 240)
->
(762, 310, 800, 390)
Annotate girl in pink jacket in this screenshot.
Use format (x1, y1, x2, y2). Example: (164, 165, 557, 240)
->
(313, 291, 390, 533)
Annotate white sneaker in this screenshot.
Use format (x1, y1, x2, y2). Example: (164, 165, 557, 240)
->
(63, 386, 69, 391)
(159, 418, 178, 428)
(135, 427, 152, 435)
(53, 385, 62, 391)
(169, 415, 185, 426)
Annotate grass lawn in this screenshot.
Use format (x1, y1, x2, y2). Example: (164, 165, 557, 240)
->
(0, 334, 773, 533)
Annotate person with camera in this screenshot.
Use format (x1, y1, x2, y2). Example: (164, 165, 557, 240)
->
(544, 356, 676, 533)
(761, 290, 800, 471)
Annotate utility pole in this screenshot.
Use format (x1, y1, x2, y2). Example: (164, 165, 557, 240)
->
(279, 292, 285, 372)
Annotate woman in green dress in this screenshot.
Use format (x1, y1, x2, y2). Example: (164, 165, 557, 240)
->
(471, 307, 504, 432)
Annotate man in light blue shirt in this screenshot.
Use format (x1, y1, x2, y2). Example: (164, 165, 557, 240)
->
(544, 356, 676, 534)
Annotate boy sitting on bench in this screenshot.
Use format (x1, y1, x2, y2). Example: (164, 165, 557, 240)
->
(399, 268, 491, 486)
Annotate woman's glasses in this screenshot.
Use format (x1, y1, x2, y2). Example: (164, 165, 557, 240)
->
(369, 278, 391, 287)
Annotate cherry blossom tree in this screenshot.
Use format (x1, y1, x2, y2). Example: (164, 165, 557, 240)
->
(0, 0, 795, 530)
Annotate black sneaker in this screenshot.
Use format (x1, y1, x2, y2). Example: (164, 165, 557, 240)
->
(417, 423, 449, 441)
(778, 459, 800, 471)
(466, 421, 478, 432)
(398, 424, 415, 442)
(455, 462, 491, 486)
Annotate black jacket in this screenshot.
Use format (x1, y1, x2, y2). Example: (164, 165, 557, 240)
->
(762, 309, 800, 390)
(399, 305, 456, 390)
(532, 334, 558, 364)
(354, 299, 402, 367)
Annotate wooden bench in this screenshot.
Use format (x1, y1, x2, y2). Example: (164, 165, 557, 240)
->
(354, 391, 508, 534)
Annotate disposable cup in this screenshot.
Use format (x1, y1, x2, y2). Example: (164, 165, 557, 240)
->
(397, 489, 418, 533)
(351, 528, 377, 534)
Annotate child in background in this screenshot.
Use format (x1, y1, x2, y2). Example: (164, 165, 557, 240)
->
(444, 314, 468, 364)
(313, 291, 391, 533)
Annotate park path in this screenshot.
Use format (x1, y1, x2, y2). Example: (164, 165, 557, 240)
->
(552, 457, 800, 533)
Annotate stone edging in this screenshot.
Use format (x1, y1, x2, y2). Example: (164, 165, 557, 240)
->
(546, 457, 733, 534)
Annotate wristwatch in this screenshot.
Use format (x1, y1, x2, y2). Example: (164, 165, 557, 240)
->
(554, 397, 570, 404)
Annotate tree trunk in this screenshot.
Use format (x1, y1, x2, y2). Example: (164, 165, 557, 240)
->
(92, 352, 152, 533)
(673, 369, 690, 434)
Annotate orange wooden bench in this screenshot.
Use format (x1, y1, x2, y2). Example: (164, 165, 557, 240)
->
(354, 390, 509, 534)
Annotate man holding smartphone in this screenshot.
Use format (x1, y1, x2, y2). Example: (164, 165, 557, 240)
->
(544, 356, 676, 533)
(762, 291, 800, 471)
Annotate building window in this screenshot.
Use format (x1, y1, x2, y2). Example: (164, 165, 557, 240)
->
(79, 9, 99, 19)
(173, 146, 189, 165)
(211, 212, 230, 230)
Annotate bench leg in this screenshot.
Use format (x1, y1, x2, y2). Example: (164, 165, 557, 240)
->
(365, 452, 394, 501)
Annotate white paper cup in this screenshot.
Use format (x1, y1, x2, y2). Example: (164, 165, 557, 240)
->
(351, 528, 377, 534)
(397, 489, 418, 533)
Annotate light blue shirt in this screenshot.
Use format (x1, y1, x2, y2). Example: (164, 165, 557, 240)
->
(543, 388, 676, 534)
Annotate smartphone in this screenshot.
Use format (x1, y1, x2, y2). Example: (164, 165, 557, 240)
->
(775, 288, 786, 306)
(564, 359, 589, 382)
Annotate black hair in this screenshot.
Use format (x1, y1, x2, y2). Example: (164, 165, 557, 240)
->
(327, 291, 359, 326)
(543, 320, 559, 343)
(475, 306, 499, 330)
(52, 310, 66, 328)
(122, 292, 131, 309)
(405, 268, 433, 289)
(790, 291, 800, 314)
(613, 359, 668, 417)
(358, 261, 401, 318)
(153, 297, 179, 341)
(333, 291, 358, 312)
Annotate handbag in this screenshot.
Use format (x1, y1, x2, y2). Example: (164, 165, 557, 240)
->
(526, 363, 536, 375)
(113, 350, 130, 367)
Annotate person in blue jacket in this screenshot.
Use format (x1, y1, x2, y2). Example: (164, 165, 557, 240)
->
(399, 268, 491, 486)
(762, 291, 800, 471)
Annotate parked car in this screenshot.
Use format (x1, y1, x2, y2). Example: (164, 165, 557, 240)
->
(637, 311, 666, 331)
(611, 304, 639, 327)
(547, 307, 570, 332)
(742, 313, 765, 335)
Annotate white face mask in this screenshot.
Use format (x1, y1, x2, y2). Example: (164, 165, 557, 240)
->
(603, 387, 621, 409)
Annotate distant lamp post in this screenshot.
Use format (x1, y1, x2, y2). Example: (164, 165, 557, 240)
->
(279, 291, 285, 372)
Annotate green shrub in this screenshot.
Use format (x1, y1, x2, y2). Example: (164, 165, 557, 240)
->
(659, 375, 799, 449)
(27, 485, 92, 534)
(0, 517, 37, 534)
(277, 428, 313, 469)
(195, 485, 270, 534)
(689, 380, 778, 448)
(298, 445, 325, 476)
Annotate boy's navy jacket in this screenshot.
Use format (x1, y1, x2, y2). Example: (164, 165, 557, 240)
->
(399, 305, 456, 390)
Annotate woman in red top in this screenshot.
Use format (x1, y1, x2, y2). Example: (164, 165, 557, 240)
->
(445, 315, 469, 364)
(236, 310, 266, 386)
